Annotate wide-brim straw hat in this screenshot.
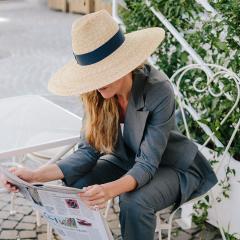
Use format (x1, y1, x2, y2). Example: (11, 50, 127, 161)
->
(48, 9, 165, 96)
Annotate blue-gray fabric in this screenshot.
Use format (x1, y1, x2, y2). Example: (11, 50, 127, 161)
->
(57, 63, 218, 207)
(67, 159, 180, 240)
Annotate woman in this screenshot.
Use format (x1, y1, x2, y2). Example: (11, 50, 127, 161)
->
(2, 10, 217, 240)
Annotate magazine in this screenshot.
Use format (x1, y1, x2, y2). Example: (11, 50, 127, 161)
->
(0, 166, 113, 240)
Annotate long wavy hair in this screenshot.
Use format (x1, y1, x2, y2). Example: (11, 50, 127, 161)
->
(80, 61, 147, 153)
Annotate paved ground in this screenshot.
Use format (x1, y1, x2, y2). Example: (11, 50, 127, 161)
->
(0, 186, 222, 240)
(0, 1, 223, 239)
(0, 189, 122, 240)
(0, 0, 83, 116)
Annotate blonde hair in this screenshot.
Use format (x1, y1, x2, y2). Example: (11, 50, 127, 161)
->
(80, 61, 148, 153)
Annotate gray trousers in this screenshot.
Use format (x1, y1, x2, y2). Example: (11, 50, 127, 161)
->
(68, 160, 181, 240)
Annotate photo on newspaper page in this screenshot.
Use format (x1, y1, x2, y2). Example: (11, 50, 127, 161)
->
(0, 166, 113, 240)
(37, 190, 113, 240)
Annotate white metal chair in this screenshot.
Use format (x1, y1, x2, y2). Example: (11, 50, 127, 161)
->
(104, 64, 240, 240)
(154, 64, 240, 240)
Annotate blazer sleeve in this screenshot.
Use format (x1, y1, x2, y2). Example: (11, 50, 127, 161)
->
(57, 114, 101, 186)
(126, 81, 176, 188)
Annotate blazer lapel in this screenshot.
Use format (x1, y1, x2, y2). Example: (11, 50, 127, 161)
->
(123, 66, 150, 153)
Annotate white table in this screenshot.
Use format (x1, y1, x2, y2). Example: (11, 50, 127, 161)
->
(0, 95, 82, 234)
(0, 94, 82, 197)
(0, 95, 82, 160)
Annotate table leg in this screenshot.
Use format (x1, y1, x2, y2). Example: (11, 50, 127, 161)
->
(36, 210, 41, 227)
(47, 223, 52, 240)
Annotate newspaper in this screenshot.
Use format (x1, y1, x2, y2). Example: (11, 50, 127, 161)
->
(0, 166, 113, 240)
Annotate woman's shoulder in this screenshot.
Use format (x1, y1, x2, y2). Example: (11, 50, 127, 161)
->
(144, 64, 175, 110)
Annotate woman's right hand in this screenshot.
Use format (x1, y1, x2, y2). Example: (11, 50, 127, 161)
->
(0, 167, 35, 193)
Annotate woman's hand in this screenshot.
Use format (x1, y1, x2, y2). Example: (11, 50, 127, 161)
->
(78, 184, 112, 210)
(0, 167, 35, 193)
(78, 175, 138, 210)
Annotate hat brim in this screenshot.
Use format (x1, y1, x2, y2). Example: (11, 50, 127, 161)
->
(48, 27, 165, 96)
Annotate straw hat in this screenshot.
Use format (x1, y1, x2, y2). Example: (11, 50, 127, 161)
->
(48, 9, 165, 96)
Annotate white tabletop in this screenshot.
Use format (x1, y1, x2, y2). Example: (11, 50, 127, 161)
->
(0, 95, 82, 159)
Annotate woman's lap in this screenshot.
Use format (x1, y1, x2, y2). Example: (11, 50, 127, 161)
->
(120, 166, 181, 212)
(70, 159, 127, 188)
(69, 159, 180, 212)
(63, 160, 185, 240)
(119, 167, 181, 240)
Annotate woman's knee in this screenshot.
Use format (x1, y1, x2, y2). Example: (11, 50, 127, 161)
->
(119, 191, 154, 217)
(119, 191, 156, 239)
(67, 175, 95, 189)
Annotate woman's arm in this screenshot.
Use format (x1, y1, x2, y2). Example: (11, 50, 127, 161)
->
(33, 164, 64, 182)
(0, 164, 64, 193)
(102, 175, 137, 197)
(126, 80, 175, 189)
(56, 139, 100, 186)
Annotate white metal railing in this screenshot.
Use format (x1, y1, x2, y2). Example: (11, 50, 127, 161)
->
(112, 0, 224, 145)
(143, 1, 234, 147)
(112, 0, 126, 31)
(111, 0, 238, 143)
(196, 0, 217, 15)
(144, 0, 211, 75)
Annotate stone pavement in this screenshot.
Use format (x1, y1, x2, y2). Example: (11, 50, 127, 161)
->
(0, 165, 222, 240)
(0, 0, 222, 239)
(0, 188, 122, 240)
(0, 186, 222, 240)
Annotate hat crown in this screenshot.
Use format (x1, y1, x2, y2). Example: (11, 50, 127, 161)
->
(72, 10, 119, 55)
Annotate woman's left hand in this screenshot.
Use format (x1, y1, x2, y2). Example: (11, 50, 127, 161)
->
(78, 184, 111, 210)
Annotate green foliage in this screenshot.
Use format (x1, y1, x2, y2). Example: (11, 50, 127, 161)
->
(119, 0, 240, 235)
(119, 0, 240, 160)
(192, 198, 210, 229)
(224, 231, 239, 240)
(120, 0, 204, 76)
(217, 165, 236, 202)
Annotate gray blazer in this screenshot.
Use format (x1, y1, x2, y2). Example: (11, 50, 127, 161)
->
(58, 63, 217, 206)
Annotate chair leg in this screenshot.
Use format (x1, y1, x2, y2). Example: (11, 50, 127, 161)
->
(167, 208, 180, 240)
(17, 154, 28, 165)
(166, 216, 173, 240)
(104, 199, 112, 219)
(155, 212, 162, 240)
(46, 144, 77, 165)
(167, 221, 173, 240)
(47, 223, 52, 240)
(10, 192, 16, 215)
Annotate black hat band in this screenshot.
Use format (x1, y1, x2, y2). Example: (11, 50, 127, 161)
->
(73, 28, 125, 66)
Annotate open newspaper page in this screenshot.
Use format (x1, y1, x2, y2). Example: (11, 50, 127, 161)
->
(0, 166, 113, 240)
